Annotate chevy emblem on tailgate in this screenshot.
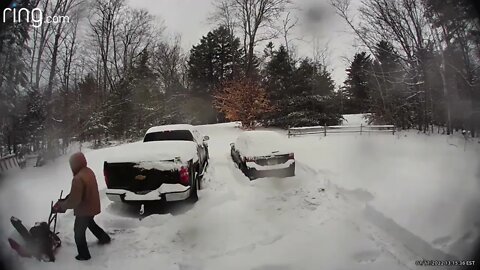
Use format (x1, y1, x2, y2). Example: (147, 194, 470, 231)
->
(135, 175, 147, 181)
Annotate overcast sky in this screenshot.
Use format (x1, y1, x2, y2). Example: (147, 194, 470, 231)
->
(127, 0, 358, 85)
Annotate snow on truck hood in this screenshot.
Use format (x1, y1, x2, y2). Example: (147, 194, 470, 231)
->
(235, 131, 293, 157)
(105, 141, 198, 166)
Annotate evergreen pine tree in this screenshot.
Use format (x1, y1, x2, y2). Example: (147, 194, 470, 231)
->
(264, 46, 341, 127)
(0, 0, 35, 154)
(187, 26, 244, 123)
(343, 52, 372, 113)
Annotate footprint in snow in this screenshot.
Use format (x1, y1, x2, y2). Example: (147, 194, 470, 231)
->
(104, 218, 137, 230)
(460, 230, 478, 243)
(353, 249, 381, 264)
(303, 199, 319, 211)
(432, 235, 452, 248)
(178, 262, 204, 270)
(258, 234, 283, 245)
(108, 228, 135, 235)
(252, 264, 292, 270)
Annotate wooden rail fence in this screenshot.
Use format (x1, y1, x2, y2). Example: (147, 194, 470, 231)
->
(288, 124, 395, 138)
(0, 155, 25, 172)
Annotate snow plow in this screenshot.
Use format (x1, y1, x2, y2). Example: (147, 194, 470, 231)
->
(7, 191, 63, 262)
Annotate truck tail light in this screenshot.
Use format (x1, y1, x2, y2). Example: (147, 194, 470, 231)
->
(288, 153, 295, 159)
(179, 166, 190, 186)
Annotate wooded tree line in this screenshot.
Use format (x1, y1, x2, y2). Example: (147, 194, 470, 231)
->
(0, 0, 479, 159)
(336, 0, 480, 135)
(1, 0, 192, 157)
(0, 0, 340, 159)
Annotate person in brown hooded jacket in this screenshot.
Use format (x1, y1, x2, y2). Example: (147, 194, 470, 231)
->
(54, 152, 111, 261)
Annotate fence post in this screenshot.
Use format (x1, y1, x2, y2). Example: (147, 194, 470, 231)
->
(324, 123, 327, 137)
(288, 126, 291, 138)
(360, 124, 363, 135)
(393, 126, 396, 135)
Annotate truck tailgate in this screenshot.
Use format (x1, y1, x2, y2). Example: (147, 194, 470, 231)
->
(104, 161, 180, 192)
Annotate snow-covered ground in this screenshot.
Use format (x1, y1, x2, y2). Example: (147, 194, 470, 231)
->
(341, 114, 370, 126)
(1, 115, 479, 269)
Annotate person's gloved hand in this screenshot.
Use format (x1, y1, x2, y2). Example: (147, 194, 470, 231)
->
(52, 201, 66, 213)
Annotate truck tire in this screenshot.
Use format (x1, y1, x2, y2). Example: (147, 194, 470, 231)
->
(239, 161, 245, 172)
(240, 163, 255, 180)
(188, 167, 198, 203)
(197, 166, 203, 190)
(195, 162, 205, 190)
(288, 164, 296, 177)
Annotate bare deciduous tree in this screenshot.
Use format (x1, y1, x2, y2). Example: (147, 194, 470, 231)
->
(214, 0, 289, 75)
(116, 9, 154, 77)
(281, 11, 298, 56)
(89, 0, 125, 93)
(152, 35, 186, 96)
(211, 0, 238, 38)
(331, 0, 390, 122)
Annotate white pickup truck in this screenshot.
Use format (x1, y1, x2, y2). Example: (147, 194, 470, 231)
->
(104, 124, 209, 204)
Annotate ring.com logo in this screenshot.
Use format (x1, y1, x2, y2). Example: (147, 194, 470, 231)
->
(2, 1, 70, 28)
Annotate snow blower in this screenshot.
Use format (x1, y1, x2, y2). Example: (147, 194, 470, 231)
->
(7, 191, 64, 262)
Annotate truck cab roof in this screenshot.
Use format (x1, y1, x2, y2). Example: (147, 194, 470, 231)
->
(146, 124, 195, 134)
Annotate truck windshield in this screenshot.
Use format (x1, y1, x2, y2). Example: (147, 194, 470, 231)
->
(143, 130, 194, 142)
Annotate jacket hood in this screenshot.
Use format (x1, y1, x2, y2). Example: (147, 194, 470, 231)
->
(70, 152, 87, 175)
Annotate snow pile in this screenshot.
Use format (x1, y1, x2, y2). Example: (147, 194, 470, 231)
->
(134, 161, 185, 171)
(146, 124, 195, 134)
(105, 141, 198, 164)
(246, 159, 295, 170)
(235, 130, 292, 157)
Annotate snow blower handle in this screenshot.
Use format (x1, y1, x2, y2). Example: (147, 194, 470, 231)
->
(51, 191, 65, 212)
(49, 190, 64, 233)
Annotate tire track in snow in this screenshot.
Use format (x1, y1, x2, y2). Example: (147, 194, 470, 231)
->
(297, 161, 460, 269)
(296, 161, 418, 269)
(202, 155, 334, 261)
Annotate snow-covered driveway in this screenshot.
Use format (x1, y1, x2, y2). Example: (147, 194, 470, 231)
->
(1, 121, 478, 269)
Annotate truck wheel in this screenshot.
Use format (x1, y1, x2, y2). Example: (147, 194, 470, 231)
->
(188, 167, 198, 203)
(196, 162, 204, 190)
(239, 162, 246, 172)
(197, 167, 203, 190)
(288, 165, 296, 177)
